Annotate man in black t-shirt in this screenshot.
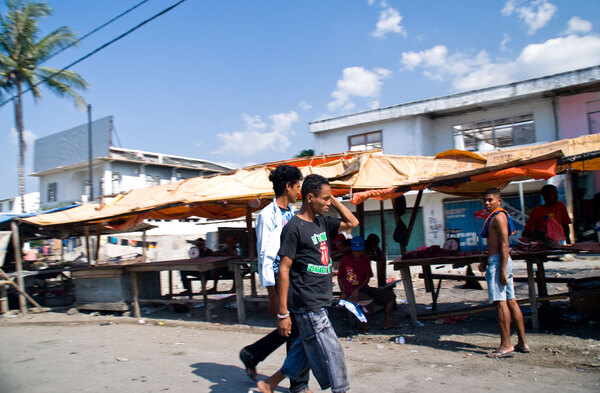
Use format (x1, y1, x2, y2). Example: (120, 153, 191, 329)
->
(257, 174, 358, 393)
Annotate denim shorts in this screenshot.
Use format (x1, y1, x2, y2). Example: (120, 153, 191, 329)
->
(282, 308, 349, 393)
(485, 254, 515, 302)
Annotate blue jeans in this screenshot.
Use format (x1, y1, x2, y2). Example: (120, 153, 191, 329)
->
(282, 308, 349, 393)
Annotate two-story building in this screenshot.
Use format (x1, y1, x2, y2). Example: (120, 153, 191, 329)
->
(310, 65, 600, 254)
(31, 116, 237, 262)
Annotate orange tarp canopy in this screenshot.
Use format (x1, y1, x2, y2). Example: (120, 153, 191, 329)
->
(21, 133, 600, 229)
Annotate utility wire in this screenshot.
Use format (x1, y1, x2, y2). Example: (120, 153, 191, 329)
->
(0, 0, 187, 108)
(42, 0, 150, 64)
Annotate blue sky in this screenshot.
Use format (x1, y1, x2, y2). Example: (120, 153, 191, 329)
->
(1, 0, 600, 199)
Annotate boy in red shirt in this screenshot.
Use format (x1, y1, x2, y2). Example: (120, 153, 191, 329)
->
(337, 236, 397, 330)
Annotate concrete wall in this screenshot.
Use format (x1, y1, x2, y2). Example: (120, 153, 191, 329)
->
(559, 92, 600, 138)
(34, 116, 112, 173)
(431, 98, 557, 150)
(315, 97, 558, 157)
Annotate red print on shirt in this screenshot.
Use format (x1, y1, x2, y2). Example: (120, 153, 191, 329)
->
(319, 242, 329, 266)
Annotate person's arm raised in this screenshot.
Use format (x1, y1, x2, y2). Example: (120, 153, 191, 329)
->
(330, 197, 359, 232)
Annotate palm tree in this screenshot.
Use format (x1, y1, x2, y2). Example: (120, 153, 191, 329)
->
(0, 0, 88, 212)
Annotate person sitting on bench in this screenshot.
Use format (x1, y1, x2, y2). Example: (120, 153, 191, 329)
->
(338, 236, 397, 330)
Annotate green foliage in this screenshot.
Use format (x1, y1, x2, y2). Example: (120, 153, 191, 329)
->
(294, 149, 315, 158)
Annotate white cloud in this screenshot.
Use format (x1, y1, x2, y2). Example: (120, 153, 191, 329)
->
(502, 0, 557, 34)
(10, 128, 36, 151)
(500, 33, 511, 50)
(213, 111, 298, 156)
(563, 16, 592, 35)
(298, 100, 312, 110)
(372, 6, 406, 38)
(328, 66, 391, 112)
(401, 34, 600, 91)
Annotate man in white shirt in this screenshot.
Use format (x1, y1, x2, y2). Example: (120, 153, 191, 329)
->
(239, 165, 311, 393)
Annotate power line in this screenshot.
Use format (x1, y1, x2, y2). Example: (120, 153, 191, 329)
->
(43, 0, 151, 64)
(0, 0, 187, 108)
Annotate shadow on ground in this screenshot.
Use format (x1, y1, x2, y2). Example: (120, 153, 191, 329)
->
(190, 362, 287, 393)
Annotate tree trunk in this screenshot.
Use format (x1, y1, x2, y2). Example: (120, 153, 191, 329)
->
(14, 82, 26, 213)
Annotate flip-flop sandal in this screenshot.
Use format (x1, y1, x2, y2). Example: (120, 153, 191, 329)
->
(514, 345, 531, 353)
(486, 349, 514, 358)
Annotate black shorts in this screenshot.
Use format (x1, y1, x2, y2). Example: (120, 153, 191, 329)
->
(360, 286, 395, 306)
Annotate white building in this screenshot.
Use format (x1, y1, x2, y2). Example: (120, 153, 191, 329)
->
(33, 116, 232, 209)
(0, 192, 39, 214)
(31, 116, 239, 262)
(310, 65, 600, 254)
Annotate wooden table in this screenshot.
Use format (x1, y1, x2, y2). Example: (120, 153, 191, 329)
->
(390, 250, 574, 329)
(126, 255, 236, 321)
(228, 259, 259, 324)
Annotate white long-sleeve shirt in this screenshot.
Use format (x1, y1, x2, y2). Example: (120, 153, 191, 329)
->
(256, 200, 294, 288)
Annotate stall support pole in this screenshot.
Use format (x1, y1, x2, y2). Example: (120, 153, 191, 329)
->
(378, 200, 387, 287)
(84, 226, 92, 267)
(405, 189, 423, 248)
(131, 271, 141, 318)
(95, 223, 102, 264)
(10, 221, 26, 314)
(399, 264, 417, 326)
(526, 261, 539, 330)
(141, 229, 147, 262)
(357, 203, 365, 238)
(246, 206, 255, 259)
(518, 182, 525, 219)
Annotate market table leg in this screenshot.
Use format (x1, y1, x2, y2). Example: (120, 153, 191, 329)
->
(535, 258, 548, 298)
(400, 265, 417, 326)
(131, 271, 141, 319)
(201, 272, 210, 321)
(0, 284, 7, 314)
(526, 261, 539, 330)
(234, 263, 246, 324)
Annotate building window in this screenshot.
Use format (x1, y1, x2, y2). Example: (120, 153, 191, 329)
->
(145, 175, 160, 187)
(453, 114, 535, 152)
(112, 172, 122, 194)
(586, 100, 600, 134)
(47, 182, 57, 202)
(348, 131, 382, 151)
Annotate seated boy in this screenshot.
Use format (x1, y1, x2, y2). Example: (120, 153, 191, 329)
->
(337, 236, 397, 330)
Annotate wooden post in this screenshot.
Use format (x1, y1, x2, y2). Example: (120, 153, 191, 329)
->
(10, 221, 26, 314)
(357, 203, 365, 238)
(404, 189, 423, 250)
(399, 264, 417, 326)
(0, 284, 7, 314)
(141, 229, 147, 262)
(84, 226, 92, 267)
(526, 261, 539, 330)
(95, 223, 102, 264)
(246, 205, 255, 259)
(234, 263, 246, 324)
(377, 200, 387, 287)
(131, 271, 141, 318)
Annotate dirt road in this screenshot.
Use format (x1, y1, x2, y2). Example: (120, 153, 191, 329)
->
(1, 311, 599, 393)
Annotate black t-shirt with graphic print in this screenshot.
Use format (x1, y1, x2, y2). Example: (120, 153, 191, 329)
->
(278, 214, 341, 312)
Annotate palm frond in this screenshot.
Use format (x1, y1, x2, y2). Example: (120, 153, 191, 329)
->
(43, 76, 86, 109)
